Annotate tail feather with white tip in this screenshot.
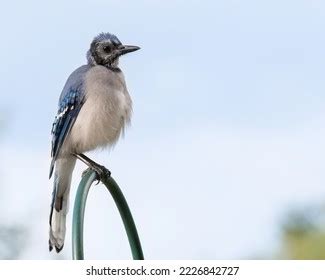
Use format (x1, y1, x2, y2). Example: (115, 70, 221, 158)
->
(49, 156, 75, 253)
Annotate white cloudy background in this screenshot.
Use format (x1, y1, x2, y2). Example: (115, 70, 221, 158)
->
(0, 0, 325, 259)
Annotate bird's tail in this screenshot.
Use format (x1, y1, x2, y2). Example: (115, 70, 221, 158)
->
(49, 156, 76, 252)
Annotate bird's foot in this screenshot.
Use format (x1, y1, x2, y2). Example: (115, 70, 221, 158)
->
(74, 153, 111, 183)
(82, 165, 111, 184)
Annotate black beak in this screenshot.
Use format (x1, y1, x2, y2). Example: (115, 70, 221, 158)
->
(118, 45, 140, 55)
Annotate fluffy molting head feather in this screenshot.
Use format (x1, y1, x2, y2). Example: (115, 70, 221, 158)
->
(87, 32, 140, 68)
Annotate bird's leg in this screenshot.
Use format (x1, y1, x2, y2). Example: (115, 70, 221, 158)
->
(73, 153, 111, 183)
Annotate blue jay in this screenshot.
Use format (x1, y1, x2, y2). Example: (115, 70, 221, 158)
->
(49, 32, 140, 252)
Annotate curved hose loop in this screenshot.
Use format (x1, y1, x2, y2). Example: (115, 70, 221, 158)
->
(72, 168, 144, 260)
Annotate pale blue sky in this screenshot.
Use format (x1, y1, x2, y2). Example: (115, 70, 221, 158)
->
(1, 0, 325, 259)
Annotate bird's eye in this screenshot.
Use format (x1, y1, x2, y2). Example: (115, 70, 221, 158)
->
(103, 45, 111, 53)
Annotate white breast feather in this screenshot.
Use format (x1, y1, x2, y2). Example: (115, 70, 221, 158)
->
(66, 66, 132, 153)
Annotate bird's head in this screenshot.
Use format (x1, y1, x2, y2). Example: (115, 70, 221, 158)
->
(87, 32, 140, 68)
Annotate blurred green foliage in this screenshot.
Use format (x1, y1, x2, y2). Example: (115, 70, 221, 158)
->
(278, 204, 325, 259)
(0, 120, 27, 259)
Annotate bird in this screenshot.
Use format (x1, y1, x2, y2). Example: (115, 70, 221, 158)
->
(48, 32, 140, 252)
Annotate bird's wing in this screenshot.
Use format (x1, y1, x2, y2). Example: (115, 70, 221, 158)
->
(49, 88, 85, 178)
(49, 66, 90, 179)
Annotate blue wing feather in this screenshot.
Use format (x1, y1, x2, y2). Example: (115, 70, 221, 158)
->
(49, 89, 85, 178)
(49, 65, 90, 178)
